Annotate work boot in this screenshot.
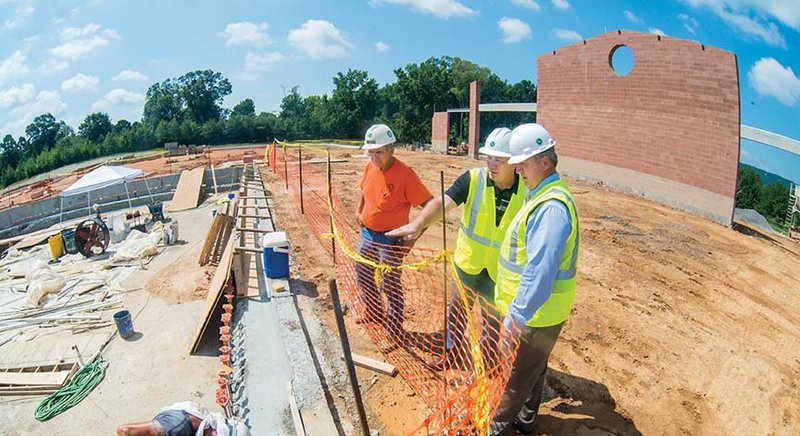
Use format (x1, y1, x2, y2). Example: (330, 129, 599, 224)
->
(513, 404, 537, 434)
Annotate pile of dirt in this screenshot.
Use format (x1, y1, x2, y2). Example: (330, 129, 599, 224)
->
(267, 147, 800, 435)
(146, 247, 212, 304)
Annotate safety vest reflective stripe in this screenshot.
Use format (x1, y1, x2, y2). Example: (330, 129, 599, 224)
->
(453, 168, 525, 281)
(505, 187, 578, 278)
(494, 179, 580, 328)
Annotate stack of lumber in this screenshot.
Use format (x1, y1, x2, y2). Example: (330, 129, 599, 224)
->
(198, 202, 235, 266)
(0, 362, 78, 396)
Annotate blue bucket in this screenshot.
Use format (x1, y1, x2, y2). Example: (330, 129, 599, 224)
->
(113, 310, 134, 339)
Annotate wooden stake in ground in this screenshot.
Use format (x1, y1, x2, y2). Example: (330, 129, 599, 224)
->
(329, 279, 370, 435)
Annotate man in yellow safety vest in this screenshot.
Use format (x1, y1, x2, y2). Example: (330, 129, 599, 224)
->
(387, 127, 526, 370)
(489, 123, 580, 435)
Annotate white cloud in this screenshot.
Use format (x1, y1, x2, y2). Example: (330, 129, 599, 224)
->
(623, 10, 642, 24)
(50, 22, 120, 61)
(113, 70, 148, 82)
(91, 89, 145, 121)
(740, 149, 769, 170)
(511, 0, 540, 11)
(1, 90, 67, 138)
(288, 20, 354, 59)
(551, 0, 571, 10)
(748, 57, 800, 106)
(61, 73, 99, 93)
(498, 17, 532, 43)
(553, 28, 583, 42)
(0, 50, 28, 86)
(237, 51, 285, 82)
(375, 41, 390, 52)
(372, 0, 477, 19)
(244, 51, 285, 72)
(678, 13, 700, 34)
(0, 83, 34, 108)
(680, 0, 787, 47)
(38, 58, 69, 74)
(219, 22, 272, 47)
(684, 0, 799, 30)
(649, 28, 668, 36)
(2, 5, 34, 31)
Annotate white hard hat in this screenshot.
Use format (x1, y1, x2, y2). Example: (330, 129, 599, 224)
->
(478, 127, 513, 157)
(362, 124, 397, 150)
(507, 123, 556, 165)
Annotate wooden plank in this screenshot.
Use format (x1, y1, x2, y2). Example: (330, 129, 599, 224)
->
(211, 164, 219, 195)
(199, 214, 224, 265)
(238, 214, 269, 219)
(234, 246, 262, 254)
(13, 230, 59, 250)
(211, 215, 234, 264)
(190, 238, 235, 354)
(343, 353, 397, 376)
(0, 371, 71, 386)
(169, 167, 205, 211)
(240, 196, 271, 200)
(235, 227, 270, 233)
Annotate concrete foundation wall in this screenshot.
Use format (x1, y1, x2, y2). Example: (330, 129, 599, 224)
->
(431, 112, 450, 153)
(0, 166, 242, 239)
(537, 30, 740, 224)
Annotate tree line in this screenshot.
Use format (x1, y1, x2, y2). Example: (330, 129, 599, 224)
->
(736, 165, 798, 231)
(0, 56, 536, 189)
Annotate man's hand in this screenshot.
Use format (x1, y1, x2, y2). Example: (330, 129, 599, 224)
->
(385, 222, 421, 242)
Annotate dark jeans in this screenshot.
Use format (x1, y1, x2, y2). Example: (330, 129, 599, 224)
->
(490, 321, 564, 435)
(355, 227, 406, 335)
(445, 267, 501, 366)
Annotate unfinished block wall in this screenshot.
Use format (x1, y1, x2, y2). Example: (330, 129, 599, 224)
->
(431, 111, 450, 154)
(537, 30, 740, 224)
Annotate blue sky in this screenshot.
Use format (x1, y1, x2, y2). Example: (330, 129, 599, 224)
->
(1, 0, 799, 183)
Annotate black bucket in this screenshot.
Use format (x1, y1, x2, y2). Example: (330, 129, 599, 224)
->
(61, 229, 78, 254)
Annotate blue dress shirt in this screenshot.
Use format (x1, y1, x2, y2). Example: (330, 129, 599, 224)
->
(504, 172, 573, 330)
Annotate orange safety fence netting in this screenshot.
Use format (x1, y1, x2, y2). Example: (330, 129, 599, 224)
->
(267, 142, 521, 434)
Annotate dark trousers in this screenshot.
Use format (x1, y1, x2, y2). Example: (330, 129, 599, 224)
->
(355, 227, 405, 335)
(490, 321, 564, 435)
(445, 267, 501, 366)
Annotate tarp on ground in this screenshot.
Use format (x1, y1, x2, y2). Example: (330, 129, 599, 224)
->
(61, 165, 143, 197)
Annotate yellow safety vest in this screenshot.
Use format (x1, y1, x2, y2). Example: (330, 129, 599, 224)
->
(494, 178, 580, 327)
(453, 168, 526, 281)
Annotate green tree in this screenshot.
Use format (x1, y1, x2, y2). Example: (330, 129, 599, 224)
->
(231, 98, 256, 117)
(736, 167, 763, 210)
(179, 70, 232, 124)
(329, 69, 378, 138)
(758, 182, 789, 222)
(279, 87, 308, 139)
(78, 112, 113, 143)
(24, 113, 73, 157)
(143, 79, 184, 125)
(114, 119, 132, 133)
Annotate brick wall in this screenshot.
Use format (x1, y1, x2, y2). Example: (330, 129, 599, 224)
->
(468, 81, 481, 159)
(431, 112, 450, 154)
(537, 30, 740, 224)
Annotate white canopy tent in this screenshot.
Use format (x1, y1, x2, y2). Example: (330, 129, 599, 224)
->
(60, 165, 152, 221)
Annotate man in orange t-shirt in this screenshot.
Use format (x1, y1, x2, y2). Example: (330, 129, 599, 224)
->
(356, 124, 432, 338)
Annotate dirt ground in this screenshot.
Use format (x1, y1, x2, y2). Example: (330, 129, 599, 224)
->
(268, 146, 800, 435)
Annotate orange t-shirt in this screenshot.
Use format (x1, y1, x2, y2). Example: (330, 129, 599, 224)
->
(360, 159, 432, 232)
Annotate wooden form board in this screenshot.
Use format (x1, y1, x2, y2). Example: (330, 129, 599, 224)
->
(0, 362, 78, 396)
(170, 167, 205, 211)
(190, 237, 235, 354)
